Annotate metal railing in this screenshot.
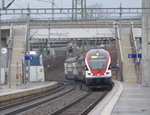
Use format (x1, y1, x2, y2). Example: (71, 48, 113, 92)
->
(115, 23, 123, 81)
(0, 8, 146, 15)
(0, 7, 147, 21)
(130, 22, 139, 63)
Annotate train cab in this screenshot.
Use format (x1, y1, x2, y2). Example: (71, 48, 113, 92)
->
(85, 49, 112, 86)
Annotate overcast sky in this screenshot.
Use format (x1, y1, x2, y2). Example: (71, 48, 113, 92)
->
(10, 0, 141, 9)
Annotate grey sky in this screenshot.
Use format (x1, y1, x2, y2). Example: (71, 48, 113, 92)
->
(10, 0, 141, 9)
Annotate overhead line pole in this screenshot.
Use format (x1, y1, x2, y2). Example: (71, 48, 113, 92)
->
(119, 3, 122, 40)
(0, 0, 16, 9)
(52, 0, 54, 20)
(25, 5, 31, 82)
(142, 0, 150, 86)
(0, 10, 1, 86)
(5, 0, 15, 9)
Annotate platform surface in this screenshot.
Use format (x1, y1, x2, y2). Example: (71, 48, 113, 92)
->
(0, 82, 57, 96)
(112, 82, 150, 115)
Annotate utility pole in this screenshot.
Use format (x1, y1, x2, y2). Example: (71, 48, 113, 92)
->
(0, 0, 16, 9)
(72, 0, 87, 21)
(119, 3, 122, 40)
(142, 0, 150, 86)
(8, 24, 13, 87)
(0, 0, 4, 9)
(25, 4, 30, 82)
(52, 0, 54, 20)
(0, 10, 1, 85)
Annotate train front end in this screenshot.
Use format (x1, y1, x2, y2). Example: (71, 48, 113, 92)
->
(85, 49, 112, 86)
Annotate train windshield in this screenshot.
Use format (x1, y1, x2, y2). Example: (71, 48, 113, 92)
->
(89, 59, 106, 70)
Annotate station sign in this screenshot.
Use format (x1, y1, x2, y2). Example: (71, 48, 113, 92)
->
(25, 56, 33, 60)
(111, 67, 120, 71)
(128, 54, 142, 58)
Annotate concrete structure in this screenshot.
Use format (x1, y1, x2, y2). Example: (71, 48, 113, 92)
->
(0, 82, 58, 106)
(88, 80, 123, 115)
(142, 0, 150, 86)
(0, 23, 140, 85)
(9, 26, 26, 85)
(88, 81, 150, 115)
(112, 82, 150, 115)
(30, 28, 115, 39)
(120, 28, 137, 82)
(116, 26, 138, 82)
(0, 19, 142, 85)
(30, 66, 45, 82)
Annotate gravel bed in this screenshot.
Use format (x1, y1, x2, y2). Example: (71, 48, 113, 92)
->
(19, 87, 88, 115)
(60, 91, 104, 115)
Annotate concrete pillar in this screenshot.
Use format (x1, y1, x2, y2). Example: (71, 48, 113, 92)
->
(142, 0, 150, 86)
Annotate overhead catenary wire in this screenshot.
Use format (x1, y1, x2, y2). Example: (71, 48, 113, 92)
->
(36, 0, 96, 38)
(2, 0, 16, 9)
(13, 2, 24, 8)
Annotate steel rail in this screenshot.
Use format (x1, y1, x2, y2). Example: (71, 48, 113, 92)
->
(80, 91, 108, 115)
(0, 83, 62, 108)
(0, 81, 76, 115)
(51, 91, 91, 115)
(51, 91, 108, 115)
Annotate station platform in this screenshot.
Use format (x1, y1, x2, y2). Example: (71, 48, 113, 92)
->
(0, 82, 58, 106)
(89, 81, 150, 115)
(112, 82, 150, 115)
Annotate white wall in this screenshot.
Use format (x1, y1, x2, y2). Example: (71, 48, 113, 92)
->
(30, 66, 45, 82)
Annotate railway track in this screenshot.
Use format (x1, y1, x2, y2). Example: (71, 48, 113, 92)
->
(19, 82, 108, 115)
(0, 80, 76, 115)
(51, 90, 108, 115)
(0, 79, 109, 115)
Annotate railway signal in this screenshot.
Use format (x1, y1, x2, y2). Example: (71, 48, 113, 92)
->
(68, 43, 73, 53)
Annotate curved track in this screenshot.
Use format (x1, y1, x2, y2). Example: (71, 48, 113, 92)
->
(0, 80, 76, 115)
(0, 79, 110, 115)
(51, 90, 107, 115)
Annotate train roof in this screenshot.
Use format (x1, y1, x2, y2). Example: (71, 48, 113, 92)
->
(86, 49, 109, 59)
(65, 56, 84, 63)
(87, 49, 108, 55)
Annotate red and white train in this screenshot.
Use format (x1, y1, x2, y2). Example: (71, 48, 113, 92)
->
(64, 49, 112, 87)
(85, 49, 112, 86)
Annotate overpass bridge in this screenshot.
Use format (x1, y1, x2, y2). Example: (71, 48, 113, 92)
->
(0, 19, 141, 49)
(0, 19, 141, 43)
(0, 7, 143, 85)
(1, 19, 141, 28)
(0, 20, 142, 85)
(0, 3, 150, 114)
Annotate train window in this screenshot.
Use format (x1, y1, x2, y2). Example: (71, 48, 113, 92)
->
(109, 64, 112, 69)
(89, 59, 106, 70)
(85, 65, 88, 70)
